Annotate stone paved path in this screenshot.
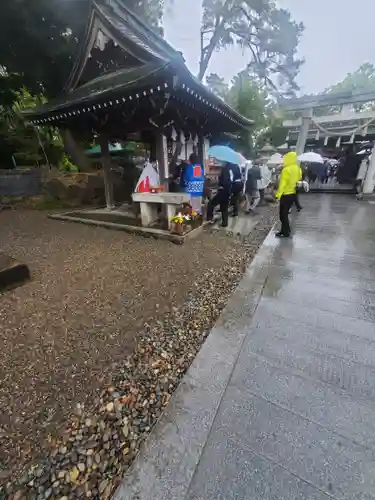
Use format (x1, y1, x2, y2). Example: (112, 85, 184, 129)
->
(115, 194, 375, 500)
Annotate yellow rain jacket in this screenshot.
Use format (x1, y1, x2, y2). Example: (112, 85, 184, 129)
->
(276, 152, 302, 199)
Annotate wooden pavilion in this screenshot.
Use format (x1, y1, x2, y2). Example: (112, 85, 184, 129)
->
(25, 0, 252, 213)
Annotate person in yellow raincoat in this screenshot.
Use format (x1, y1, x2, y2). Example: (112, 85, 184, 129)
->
(275, 152, 302, 237)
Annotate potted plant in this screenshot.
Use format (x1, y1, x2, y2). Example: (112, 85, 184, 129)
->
(170, 213, 189, 235)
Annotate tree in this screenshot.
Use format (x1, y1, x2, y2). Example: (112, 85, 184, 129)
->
(199, 0, 304, 96)
(0, 0, 165, 103)
(0, 0, 166, 169)
(206, 73, 229, 100)
(207, 69, 288, 154)
(223, 71, 268, 156)
(0, 88, 63, 168)
(325, 63, 375, 95)
(313, 63, 375, 115)
(255, 114, 287, 150)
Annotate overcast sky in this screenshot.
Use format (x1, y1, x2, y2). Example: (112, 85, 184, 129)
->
(164, 0, 375, 94)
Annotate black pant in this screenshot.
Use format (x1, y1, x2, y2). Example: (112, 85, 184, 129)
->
(207, 190, 230, 226)
(279, 194, 295, 236)
(293, 193, 302, 210)
(231, 184, 243, 216)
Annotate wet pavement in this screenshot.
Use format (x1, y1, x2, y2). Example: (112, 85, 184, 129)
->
(115, 194, 375, 500)
(213, 211, 259, 238)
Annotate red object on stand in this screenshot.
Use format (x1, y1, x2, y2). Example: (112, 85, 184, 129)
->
(137, 176, 151, 193)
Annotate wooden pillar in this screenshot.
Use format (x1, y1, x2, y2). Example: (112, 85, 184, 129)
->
(155, 133, 169, 189)
(99, 134, 115, 210)
(296, 108, 313, 156)
(197, 132, 205, 168)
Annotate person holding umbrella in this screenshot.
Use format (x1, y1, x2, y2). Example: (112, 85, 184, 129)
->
(206, 162, 232, 227)
(228, 162, 243, 216)
(206, 145, 244, 226)
(275, 152, 301, 238)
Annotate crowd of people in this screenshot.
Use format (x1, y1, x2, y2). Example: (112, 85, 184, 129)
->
(305, 160, 338, 185)
(167, 149, 306, 238)
(205, 152, 303, 238)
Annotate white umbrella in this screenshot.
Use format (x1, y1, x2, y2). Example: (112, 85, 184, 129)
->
(298, 152, 324, 164)
(267, 153, 283, 166)
(357, 149, 372, 156)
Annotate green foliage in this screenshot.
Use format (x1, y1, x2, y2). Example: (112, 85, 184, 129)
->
(314, 63, 375, 115)
(206, 73, 229, 100)
(325, 63, 375, 95)
(200, 0, 304, 96)
(60, 154, 79, 173)
(0, 0, 165, 105)
(255, 114, 287, 150)
(207, 69, 287, 155)
(0, 0, 164, 166)
(0, 88, 63, 167)
(226, 72, 268, 156)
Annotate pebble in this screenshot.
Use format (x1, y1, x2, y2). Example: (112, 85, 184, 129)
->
(69, 467, 79, 483)
(44, 487, 52, 498)
(106, 402, 114, 412)
(98, 479, 108, 494)
(4, 212, 277, 500)
(78, 463, 85, 472)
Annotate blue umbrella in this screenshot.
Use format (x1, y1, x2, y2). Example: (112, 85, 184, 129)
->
(208, 145, 242, 165)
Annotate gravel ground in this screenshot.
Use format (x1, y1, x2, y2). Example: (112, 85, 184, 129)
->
(0, 206, 276, 498)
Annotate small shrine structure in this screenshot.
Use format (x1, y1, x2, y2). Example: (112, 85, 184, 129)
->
(25, 0, 251, 235)
(257, 142, 277, 163)
(281, 91, 375, 193)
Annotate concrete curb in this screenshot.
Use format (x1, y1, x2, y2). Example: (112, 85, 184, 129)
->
(48, 213, 207, 244)
(114, 224, 279, 500)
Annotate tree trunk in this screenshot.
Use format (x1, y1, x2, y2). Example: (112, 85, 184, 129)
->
(98, 133, 115, 210)
(198, 12, 226, 81)
(199, 42, 216, 81)
(61, 128, 92, 172)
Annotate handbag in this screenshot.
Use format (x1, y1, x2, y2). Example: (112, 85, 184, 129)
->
(297, 180, 310, 193)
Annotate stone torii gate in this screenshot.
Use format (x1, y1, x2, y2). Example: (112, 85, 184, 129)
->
(281, 90, 375, 194)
